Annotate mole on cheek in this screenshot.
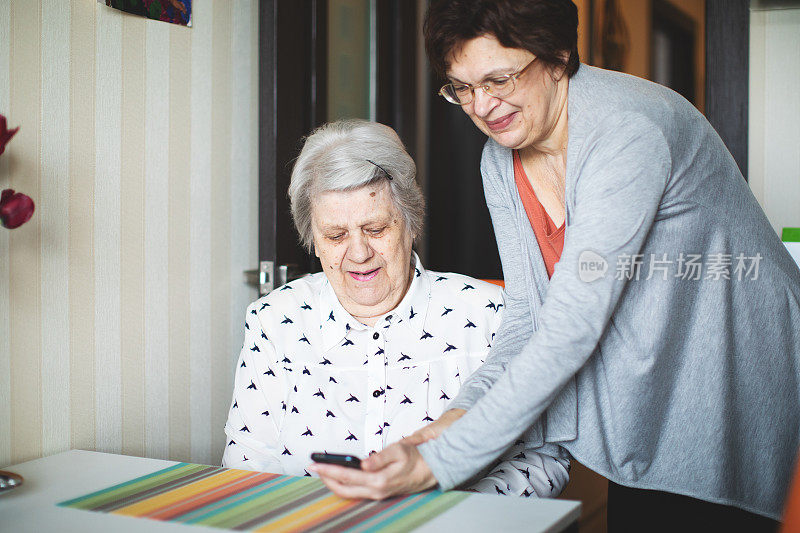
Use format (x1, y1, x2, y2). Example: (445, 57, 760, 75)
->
(370, 192, 376, 197)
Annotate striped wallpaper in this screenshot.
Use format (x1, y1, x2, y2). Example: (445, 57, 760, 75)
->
(0, 0, 260, 468)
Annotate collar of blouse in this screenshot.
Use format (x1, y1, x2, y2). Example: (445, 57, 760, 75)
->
(318, 252, 432, 353)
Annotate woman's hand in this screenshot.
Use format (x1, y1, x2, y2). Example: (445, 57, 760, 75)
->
(310, 441, 436, 500)
(402, 408, 466, 445)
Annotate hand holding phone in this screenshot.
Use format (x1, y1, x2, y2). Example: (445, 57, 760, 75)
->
(310, 452, 362, 469)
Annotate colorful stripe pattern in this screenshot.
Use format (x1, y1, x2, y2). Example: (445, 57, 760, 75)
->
(58, 463, 469, 531)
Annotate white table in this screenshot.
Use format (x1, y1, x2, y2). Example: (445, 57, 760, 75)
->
(0, 450, 581, 532)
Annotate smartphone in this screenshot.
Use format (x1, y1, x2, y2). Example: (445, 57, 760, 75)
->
(310, 452, 362, 469)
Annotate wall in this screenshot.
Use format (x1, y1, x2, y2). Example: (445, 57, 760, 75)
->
(573, 0, 705, 112)
(749, 5, 800, 234)
(0, 0, 259, 468)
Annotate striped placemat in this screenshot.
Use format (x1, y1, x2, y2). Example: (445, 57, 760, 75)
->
(57, 463, 469, 532)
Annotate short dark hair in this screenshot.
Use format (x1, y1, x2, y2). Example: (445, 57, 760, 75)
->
(424, 0, 580, 80)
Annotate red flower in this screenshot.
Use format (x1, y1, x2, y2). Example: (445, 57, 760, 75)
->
(0, 114, 19, 156)
(0, 189, 35, 229)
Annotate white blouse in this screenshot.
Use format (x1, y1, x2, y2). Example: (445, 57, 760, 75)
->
(222, 256, 569, 497)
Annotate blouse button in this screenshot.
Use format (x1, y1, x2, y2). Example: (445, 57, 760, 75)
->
(373, 389, 384, 398)
(373, 332, 379, 340)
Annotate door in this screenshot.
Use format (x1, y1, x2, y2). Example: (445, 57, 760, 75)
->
(254, 0, 422, 294)
(255, 0, 328, 293)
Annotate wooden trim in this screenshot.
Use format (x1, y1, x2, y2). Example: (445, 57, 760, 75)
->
(705, 0, 749, 180)
(258, 0, 276, 262)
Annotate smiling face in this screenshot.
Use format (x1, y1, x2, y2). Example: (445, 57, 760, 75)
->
(446, 34, 566, 151)
(311, 181, 414, 324)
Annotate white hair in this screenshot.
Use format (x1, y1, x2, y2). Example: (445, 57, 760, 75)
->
(288, 120, 424, 251)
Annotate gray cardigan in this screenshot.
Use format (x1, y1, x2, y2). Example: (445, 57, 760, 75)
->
(418, 64, 800, 520)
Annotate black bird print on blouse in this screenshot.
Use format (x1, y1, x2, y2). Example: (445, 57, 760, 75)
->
(245, 322, 249, 330)
(220, 259, 567, 498)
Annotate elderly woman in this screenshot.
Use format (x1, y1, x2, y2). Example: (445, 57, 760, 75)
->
(222, 120, 569, 497)
(312, 1, 800, 529)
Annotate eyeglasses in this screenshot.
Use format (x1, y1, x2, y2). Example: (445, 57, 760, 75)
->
(438, 58, 537, 105)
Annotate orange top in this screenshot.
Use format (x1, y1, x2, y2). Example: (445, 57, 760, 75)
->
(782, 451, 800, 532)
(513, 150, 565, 278)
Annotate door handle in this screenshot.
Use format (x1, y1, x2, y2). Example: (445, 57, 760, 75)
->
(244, 262, 311, 295)
(244, 261, 275, 295)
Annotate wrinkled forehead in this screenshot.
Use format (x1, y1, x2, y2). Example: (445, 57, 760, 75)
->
(445, 34, 532, 81)
(310, 181, 400, 228)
